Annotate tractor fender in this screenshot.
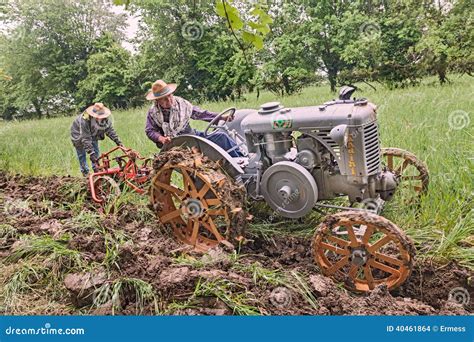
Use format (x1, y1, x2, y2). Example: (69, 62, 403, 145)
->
(162, 134, 244, 178)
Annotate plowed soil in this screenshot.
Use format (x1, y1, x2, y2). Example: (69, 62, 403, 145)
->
(0, 171, 472, 315)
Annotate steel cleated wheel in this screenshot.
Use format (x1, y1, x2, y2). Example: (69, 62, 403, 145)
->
(150, 147, 245, 252)
(312, 211, 414, 292)
(381, 147, 429, 204)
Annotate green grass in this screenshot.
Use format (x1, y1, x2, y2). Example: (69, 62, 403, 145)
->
(0, 75, 471, 176)
(0, 75, 473, 267)
(102, 229, 130, 271)
(1, 262, 47, 312)
(0, 224, 17, 239)
(233, 261, 287, 286)
(7, 234, 83, 271)
(193, 277, 261, 315)
(288, 271, 319, 311)
(93, 277, 159, 315)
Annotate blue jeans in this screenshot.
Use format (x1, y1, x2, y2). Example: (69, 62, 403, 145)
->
(74, 140, 99, 175)
(195, 131, 242, 157)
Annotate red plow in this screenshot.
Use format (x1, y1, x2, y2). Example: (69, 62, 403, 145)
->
(88, 146, 153, 204)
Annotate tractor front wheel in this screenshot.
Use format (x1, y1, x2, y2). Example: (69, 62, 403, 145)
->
(312, 211, 414, 292)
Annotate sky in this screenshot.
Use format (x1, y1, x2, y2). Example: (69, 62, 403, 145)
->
(111, 5, 140, 53)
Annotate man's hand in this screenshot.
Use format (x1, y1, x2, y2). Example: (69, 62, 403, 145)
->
(90, 154, 100, 173)
(92, 162, 100, 173)
(158, 136, 172, 145)
(221, 113, 234, 122)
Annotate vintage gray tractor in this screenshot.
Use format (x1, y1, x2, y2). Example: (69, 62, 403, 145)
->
(149, 87, 429, 292)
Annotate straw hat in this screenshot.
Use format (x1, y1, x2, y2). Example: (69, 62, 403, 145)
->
(85, 103, 111, 118)
(146, 80, 177, 101)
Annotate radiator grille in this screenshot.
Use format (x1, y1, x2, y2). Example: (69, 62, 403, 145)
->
(313, 129, 340, 157)
(363, 122, 381, 175)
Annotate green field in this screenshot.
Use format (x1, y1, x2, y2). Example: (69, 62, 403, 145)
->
(0, 76, 473, 267)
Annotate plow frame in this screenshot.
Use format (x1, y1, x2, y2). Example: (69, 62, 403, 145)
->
(88, 146, 153, 203)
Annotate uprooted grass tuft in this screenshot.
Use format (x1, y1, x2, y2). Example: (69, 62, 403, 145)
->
(193, 278, 261, 315)
(1, 261, 48, 312)
(58, 181, 90, 214)
(233, 261, 287, 286)
(102, 229, 129, 271)
(287, 271, 319, 311)
(233, 262, 319, 311)
(247, 220, 315, 241)
(63, 191, 89, 216)
(0, 223, 17, 239)
(101, 187, 148, 218)
(68, 211, 102, 234)
(93, 277, 159, 315)
(6, 234, 83, 272)
(172, 254, 206, 269)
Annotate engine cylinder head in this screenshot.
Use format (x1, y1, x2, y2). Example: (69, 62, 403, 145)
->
(263, 132, 291, 163)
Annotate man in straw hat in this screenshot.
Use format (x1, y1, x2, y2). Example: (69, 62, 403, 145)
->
(144, 80, 242, 157)
(70, 102, 123, 176)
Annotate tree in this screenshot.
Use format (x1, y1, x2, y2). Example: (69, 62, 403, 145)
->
(132, 0, 257, 102)
(252, 2, 316, 96)
(0, 0, 126, 119)
(76, 34, 143, 109)
(259, 34, 316, 96)
(115, 0, 273, 52)
(215, 0, 272, 52)
(305, 0, 426, 89)
(438, 0, 473, 77)
(298, 0, 360, 92)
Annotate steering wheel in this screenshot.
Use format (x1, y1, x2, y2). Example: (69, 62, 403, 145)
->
(204, 107, 236, 137)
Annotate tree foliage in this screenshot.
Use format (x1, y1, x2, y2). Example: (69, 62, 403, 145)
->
(216, 0, 272, 51)
(76, 34, 142, 109)
(0, 0, 126, 119)
(0, 0, 472, 120)
(131, 0, 258, 102)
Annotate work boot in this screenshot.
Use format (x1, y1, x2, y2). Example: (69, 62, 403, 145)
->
(82, 171, 89, 177)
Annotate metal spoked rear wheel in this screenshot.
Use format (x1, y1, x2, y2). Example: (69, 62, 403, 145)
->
(150, 147, 246, 252)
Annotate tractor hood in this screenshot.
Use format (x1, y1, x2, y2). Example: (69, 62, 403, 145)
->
(241, 100, 378, 133)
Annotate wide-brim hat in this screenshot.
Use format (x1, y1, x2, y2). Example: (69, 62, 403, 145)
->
(86, 103, 111, 118)
(146, 79, 177, 101)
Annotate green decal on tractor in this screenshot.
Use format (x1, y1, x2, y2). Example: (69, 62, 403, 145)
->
(272, 118, 292, 129)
